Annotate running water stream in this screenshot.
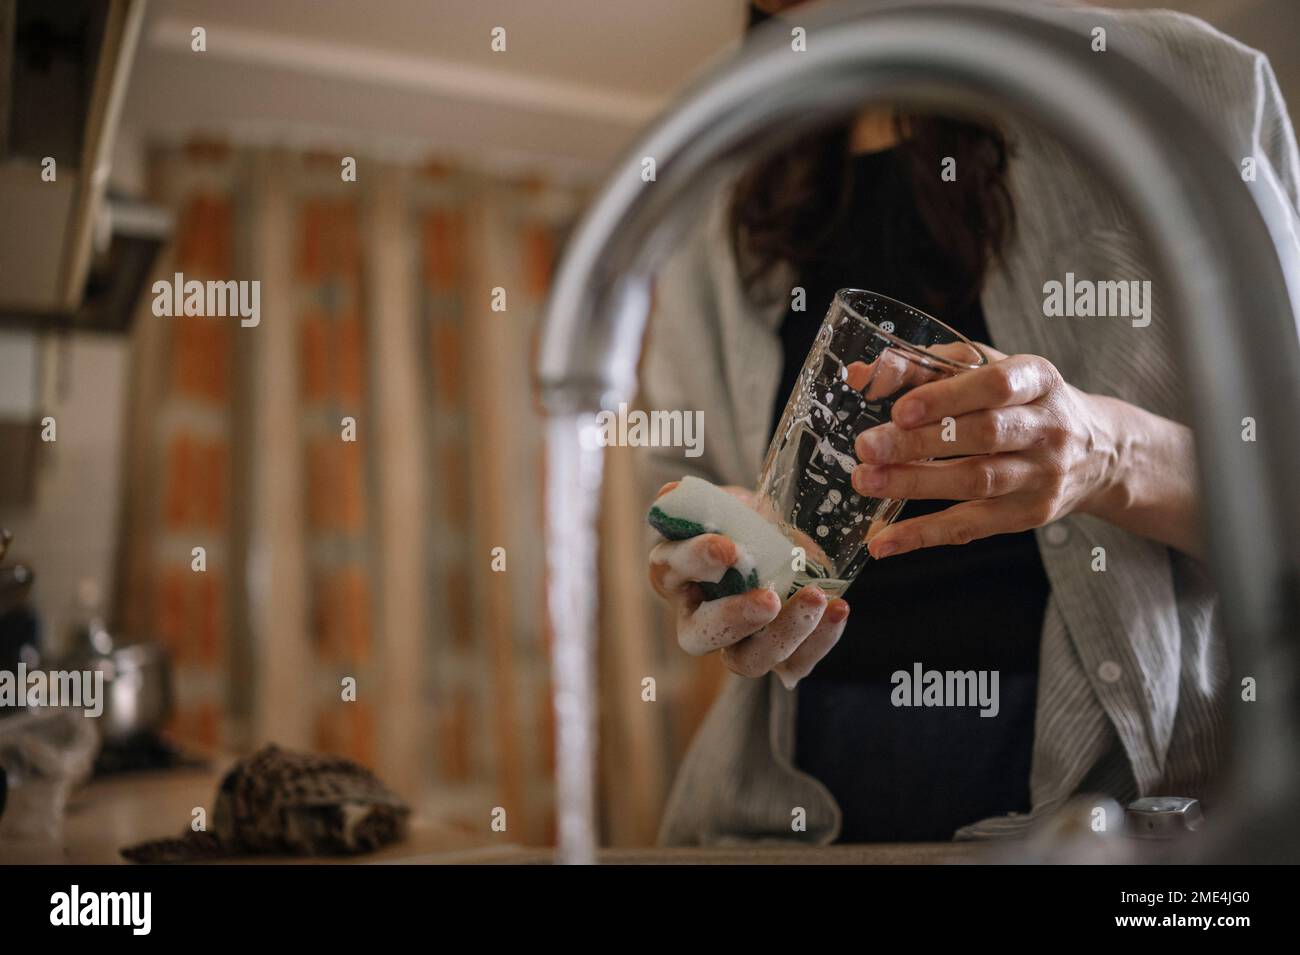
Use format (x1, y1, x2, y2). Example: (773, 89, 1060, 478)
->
(543, 413, 605, 864)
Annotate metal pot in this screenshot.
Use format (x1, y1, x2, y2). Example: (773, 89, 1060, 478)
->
(80, 640, 173, 744)
(65, 611, 173, 744)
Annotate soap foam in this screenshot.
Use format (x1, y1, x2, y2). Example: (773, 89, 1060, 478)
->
(649, 476, 797, 599)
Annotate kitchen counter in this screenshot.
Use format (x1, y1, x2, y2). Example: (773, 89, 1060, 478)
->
(2, 763, 985, 865)
(405, 842, 985, 864)
(2, 761, 490, 864)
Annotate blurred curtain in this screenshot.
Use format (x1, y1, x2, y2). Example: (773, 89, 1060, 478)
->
(116, 141, 723, 847)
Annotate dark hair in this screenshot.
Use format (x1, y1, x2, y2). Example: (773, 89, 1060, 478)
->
(732, 8, 1015, 315)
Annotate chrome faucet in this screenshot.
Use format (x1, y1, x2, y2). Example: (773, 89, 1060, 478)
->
(538, 0, 1300, 863)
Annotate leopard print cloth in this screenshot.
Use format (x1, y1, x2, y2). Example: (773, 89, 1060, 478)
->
(122, 744, 409, 863)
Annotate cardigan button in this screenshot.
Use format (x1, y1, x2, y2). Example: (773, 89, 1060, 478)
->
(1097, 660, 1123, 683)
(1043, 522, 1070, 546)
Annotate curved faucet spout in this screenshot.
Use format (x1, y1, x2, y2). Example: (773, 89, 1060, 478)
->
(539, 0, 1300, 862)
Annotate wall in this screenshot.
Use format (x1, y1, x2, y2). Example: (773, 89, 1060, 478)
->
(0, 332, 130, 657)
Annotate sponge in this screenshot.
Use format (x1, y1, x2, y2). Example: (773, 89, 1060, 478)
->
(647, 476, 796, 600)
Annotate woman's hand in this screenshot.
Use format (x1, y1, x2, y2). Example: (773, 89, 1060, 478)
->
(648, 482, 850, 688)
(851, 345, 1202, 558)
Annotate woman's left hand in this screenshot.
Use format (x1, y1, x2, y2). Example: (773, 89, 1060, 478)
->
(851, 345, 1120, 558)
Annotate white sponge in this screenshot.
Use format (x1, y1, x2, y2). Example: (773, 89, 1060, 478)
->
(647, 476, 796, 600)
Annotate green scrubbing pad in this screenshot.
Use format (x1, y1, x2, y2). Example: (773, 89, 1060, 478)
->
(645, 507, 708, 542)
(647, 476, 796, 600)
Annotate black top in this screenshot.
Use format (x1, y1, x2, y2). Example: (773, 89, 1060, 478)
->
(775, 147, 1051, 841)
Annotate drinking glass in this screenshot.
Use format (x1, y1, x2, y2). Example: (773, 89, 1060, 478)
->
(754, 289, 986, 597)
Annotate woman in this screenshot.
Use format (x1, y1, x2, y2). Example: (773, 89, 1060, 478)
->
(641, 1, 1300, 845)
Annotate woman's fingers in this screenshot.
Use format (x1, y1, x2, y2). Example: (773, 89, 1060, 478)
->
(649, 533, 738, 597)
(845, 360, 873, 392)
(868, 496, 1037, 558)
(863, 349, 914, 399)
(890, 354, 1060, 428)
(847, 341, 981, 401)
(852, 453, 1038, 502)
(678, 588, 782, 655)
(849, 349, 947, 401)
(855, 405, 1045, 465)
(648, 481, 846, 680)
(772, 598, 849, 689)
(655, 481, 680, 499)
(721, 585, 828, 677)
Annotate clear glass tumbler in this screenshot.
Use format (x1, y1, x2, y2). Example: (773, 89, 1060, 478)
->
(755, 289, 986, 597)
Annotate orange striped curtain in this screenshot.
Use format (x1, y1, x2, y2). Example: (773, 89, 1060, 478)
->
(118, 143, 725, 846)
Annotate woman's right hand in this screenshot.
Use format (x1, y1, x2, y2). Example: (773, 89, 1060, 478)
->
(647, 481, 851, 689)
